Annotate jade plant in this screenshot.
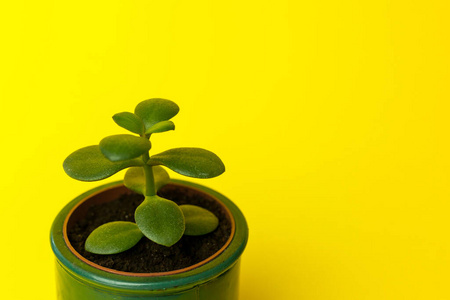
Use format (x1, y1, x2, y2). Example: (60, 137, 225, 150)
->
(63, 98, 225, 254)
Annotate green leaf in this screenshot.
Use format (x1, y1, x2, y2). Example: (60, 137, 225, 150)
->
(135, 196, 185, 247)
(181, 205, 219, 236)
(145, 120, 175, 135)
(85, 221, 144, 255)
(149, 148, 225, 178)
(112, 112, 145, 135)
(134, 98, 179, 131)
(99, 134, 151, 162)
(63, 145, 142, 181)
(124, 166, 170, 195)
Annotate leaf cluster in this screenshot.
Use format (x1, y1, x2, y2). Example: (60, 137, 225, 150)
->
(63, 99, 224, 254)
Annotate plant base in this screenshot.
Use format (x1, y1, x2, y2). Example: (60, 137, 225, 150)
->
(51, 180, 248, 299)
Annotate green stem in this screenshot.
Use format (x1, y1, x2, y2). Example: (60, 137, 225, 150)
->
(142, 152, 156, 196)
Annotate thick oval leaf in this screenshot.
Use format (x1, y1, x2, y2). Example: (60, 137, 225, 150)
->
(134, 98, 179, 131)
(85, 221, 143, 255)
(124, 166, 170, 195)
(99, 134, 151, 162)
(135, 196, 185, 247)
(145, 120, 175, 135)
(112, 112, 145, 135)
(181, 205, 219, 236)
(63, 145, 142, 181)
(149, 148, 225, 178)
(124, 167, 145, 194)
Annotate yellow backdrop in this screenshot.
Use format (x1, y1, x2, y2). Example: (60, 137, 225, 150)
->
(1, 1, 449, 299)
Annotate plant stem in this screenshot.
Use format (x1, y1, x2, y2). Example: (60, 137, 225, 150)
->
(142, 152, 156, 196)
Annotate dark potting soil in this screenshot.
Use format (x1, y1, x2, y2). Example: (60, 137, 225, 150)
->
(68, 184, 232, 273)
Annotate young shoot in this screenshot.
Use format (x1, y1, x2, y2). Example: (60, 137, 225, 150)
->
(63, 98, 225, 254)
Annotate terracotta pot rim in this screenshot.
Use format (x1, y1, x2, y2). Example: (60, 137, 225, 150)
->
(62, 181, 236, 277)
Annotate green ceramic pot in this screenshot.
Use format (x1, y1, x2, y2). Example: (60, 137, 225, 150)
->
(50, 179, 248, 300)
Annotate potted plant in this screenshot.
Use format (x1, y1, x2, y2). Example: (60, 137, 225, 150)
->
(50, 98, 248, 300)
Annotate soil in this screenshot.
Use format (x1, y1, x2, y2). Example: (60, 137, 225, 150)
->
(67, 184, 232, 273)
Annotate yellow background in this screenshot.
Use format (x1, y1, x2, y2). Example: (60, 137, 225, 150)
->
(1, 1, 449, 299)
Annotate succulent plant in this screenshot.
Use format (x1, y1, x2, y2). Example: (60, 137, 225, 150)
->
(63, 98, 225, 254)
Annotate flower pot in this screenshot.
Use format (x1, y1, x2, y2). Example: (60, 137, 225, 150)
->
(50, 179, 248, 300)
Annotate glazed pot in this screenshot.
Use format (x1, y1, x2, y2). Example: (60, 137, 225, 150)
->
(50, 179, 248, 300)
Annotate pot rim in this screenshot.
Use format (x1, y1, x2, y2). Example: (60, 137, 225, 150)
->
(62, 181, 235, 277)
(51, 179, 248, 292)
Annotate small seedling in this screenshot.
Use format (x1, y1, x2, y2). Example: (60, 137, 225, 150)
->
(63, 98, 225, 254)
